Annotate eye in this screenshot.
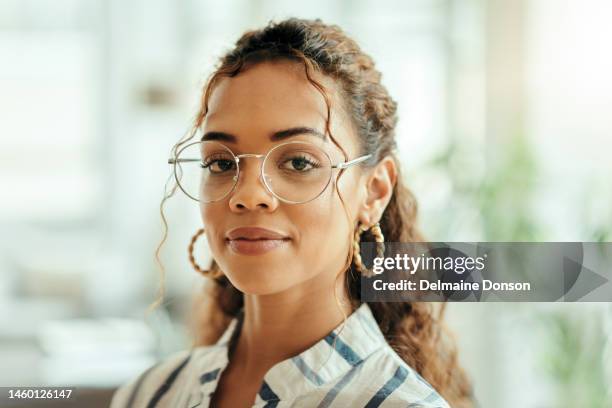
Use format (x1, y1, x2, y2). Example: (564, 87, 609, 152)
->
(201, 155, 236, 174)
(280, 154, 321, 172)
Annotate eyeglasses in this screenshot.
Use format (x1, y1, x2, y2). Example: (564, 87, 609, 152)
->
(168, 140, 371, 204)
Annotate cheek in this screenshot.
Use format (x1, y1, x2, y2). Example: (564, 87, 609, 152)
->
(293, 177, 357, 265)
(200, 203, 224, 249)
(335, 170, 364, 222)
(296, 198, 337, 240)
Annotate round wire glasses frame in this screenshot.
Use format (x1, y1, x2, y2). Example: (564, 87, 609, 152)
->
(167, 140, 372, 204)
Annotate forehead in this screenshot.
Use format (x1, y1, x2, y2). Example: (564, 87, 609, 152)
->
(203, 61, 355, 152)
(207, 61, 328, 118)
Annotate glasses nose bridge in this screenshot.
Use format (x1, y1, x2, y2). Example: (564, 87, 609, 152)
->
(235, 153, 266, 161)
(235, 153, 266, 174)
(233, 152, 270, 187)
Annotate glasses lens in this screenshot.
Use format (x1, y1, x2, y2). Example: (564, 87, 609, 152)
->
(263, 142, 332, 203)
(175, 141, 237, 202)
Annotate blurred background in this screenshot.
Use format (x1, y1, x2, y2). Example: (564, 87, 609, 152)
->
(1, 0, 611, 406)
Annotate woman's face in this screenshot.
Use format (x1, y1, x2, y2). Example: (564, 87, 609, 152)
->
(200, 61, 367, 295)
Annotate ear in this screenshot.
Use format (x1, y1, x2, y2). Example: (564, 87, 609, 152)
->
(358, 156, 397, 226)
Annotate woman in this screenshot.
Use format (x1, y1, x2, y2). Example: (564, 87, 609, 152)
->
(111, 17, 472, 408)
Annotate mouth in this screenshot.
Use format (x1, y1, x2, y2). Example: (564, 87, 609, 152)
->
(225, 227, 291, 256)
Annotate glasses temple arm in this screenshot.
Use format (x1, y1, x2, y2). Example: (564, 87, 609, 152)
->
(332, 154, 372, 169)
(168, 158, 202, 164)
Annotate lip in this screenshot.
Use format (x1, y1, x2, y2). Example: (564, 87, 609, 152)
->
(226, 227, 289, 241)
(225, 227, 291, 256)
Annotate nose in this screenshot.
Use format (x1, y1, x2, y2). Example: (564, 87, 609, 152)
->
(228, 158, 279, 212)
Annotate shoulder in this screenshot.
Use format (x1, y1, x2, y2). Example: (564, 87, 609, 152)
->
(333, 345, 450, 407)
(109, 349, 195, 408)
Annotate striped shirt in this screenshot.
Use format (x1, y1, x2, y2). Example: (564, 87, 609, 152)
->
(110, 302, 450, 407)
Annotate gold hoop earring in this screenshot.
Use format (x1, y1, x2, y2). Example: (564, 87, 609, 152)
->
(189, 228, 223, 279)
(352, 222, 385, 278)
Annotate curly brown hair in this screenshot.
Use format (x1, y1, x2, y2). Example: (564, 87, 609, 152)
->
(156, 17, 474, 407)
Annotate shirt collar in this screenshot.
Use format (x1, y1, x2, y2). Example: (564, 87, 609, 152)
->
(192, 302, 387, 403)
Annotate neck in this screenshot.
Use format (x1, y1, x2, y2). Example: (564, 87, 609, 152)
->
(230, 271, 354, 378)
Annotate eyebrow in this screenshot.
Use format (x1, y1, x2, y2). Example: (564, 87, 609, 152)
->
(200, 127, 327, 143)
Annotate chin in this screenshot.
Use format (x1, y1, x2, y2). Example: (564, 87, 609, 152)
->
(213, 240, 305, 293)
(222, 265, 298, 295)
